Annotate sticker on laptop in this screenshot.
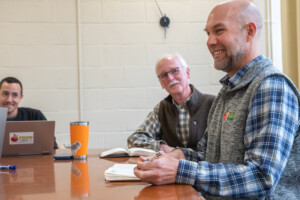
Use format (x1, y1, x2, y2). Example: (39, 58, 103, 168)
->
(9, 132, 34, 145)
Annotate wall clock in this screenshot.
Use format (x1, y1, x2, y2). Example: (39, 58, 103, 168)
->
(155, 0, 170, 39)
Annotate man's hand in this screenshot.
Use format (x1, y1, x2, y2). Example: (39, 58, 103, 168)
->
(167, 148, 185, 160)
(159, 144, 175, 153)
(134, 153, 180, 185)
(159, 145, 186, 160)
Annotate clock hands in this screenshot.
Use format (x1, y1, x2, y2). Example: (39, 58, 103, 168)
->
(155, 0, 170, 39)
(155, 0, 164, 17)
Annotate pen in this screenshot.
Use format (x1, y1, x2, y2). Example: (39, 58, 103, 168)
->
(0, 165, 17, 170)
(144, 151, 163, 162)
(133, 151, 163, 171)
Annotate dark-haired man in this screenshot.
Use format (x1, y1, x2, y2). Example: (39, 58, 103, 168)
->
(0, 77, 58, 149)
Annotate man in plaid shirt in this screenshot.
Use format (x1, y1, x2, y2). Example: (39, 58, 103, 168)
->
(127, 54, 215, 153)
(134, 0, 300, 199)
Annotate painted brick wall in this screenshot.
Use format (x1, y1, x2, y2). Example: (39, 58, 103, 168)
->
(0, 0, 266, 149)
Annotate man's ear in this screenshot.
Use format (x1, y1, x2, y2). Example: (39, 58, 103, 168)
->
(246, 22, 256, 42)
(20, 94, 24, 100)
(186, 67, 190, 79)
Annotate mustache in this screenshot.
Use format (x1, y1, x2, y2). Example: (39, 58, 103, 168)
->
(168, 80, 180, 87)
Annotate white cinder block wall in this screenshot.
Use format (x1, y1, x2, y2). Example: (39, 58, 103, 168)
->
(0, 0, 269, 149)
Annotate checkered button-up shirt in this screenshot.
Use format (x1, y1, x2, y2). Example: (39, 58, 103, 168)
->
(176, 56, 300, 198)
(127, 96, 191, 151)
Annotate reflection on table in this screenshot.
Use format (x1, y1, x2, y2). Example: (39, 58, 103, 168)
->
(71, 159, 89, 197)
(0, 149, 204, 200)
(135, 184, 206, 200)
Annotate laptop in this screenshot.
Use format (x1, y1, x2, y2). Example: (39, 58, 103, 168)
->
(2, 121, 55, 156)
(0, 107, 8, 158)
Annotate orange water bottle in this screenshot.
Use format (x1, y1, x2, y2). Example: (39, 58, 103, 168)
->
(70, 121, 89, 159)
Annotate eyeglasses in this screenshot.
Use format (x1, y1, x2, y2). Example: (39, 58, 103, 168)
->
(157, 67, 181, 81)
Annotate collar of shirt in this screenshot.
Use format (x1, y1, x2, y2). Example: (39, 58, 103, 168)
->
(172, 91, 193, 110)
(220, 55, 264, 89)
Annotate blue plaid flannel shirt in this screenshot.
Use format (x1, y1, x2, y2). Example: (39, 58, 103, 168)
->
(176, 56, 299, 198)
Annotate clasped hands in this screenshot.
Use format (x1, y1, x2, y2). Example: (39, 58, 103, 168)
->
(133, 148, 185, 185)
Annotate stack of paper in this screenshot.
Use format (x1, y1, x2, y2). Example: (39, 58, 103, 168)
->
(104, 164, 140, 181)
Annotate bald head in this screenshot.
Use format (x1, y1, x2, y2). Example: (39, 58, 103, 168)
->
(205, 0, 262, 76)
(211, 0, 262, 37)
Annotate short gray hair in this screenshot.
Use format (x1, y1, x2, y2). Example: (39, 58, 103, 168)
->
(155, 53, 188, 73)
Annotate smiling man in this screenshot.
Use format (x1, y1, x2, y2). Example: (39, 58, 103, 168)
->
(0, 77, 45, 120)
(0, 76, 58, 149)
(127, 54, 215, 152)
(0, 77, 23, 118)
(134, 1, 300, 199)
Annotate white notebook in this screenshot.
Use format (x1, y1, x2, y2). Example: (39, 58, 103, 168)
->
(104, 164, 140, 181)
(100, 147, 155, 158)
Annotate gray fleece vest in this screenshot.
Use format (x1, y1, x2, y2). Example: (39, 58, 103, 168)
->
(205, 57, 300, 199)
(158, 85, 215, 150)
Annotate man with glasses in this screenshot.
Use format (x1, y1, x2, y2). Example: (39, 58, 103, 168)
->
(127, 54, 215, 152)
(0, 76, 58, 149)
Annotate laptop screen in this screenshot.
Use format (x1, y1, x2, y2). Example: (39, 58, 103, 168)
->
(0, 107, 8, 159)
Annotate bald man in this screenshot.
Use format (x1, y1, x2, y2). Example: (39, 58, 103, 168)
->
(134, 1, 300, 199)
